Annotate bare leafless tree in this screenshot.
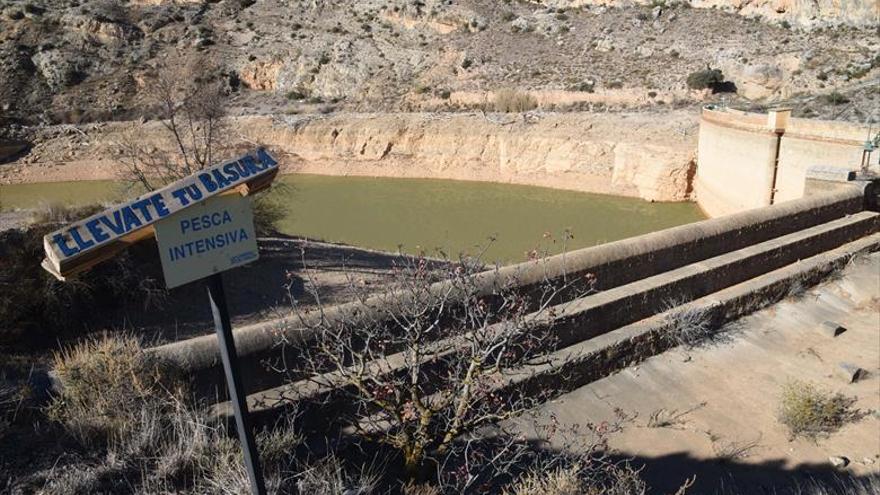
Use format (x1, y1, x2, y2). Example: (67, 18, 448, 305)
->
(278, 239, 597, 488)
(115, 54, 235, 192)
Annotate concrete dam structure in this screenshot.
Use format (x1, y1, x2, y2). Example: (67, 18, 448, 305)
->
(149, 177, 880, 429)
(696, 106, 878, 217)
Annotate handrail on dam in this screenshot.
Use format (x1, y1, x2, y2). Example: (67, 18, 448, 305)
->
(149, 182, 876, 385)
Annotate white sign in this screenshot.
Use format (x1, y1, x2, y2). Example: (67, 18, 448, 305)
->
(155, 194, 260, 289)
(42, 148, 277, 278)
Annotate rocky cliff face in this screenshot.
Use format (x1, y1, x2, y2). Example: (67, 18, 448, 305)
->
(242, 111, 699, 202)
(538, 0, 879, 28)
(1, 111, 699, 203)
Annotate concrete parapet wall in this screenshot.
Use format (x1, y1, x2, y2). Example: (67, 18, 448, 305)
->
(501, 232, 880, 414)
(775, 117, 875, 202)
(149, 186, 871, 398)
(220, 230, 880, 428)
(696, 108, 778, 217)
(696, 107, 875, 217)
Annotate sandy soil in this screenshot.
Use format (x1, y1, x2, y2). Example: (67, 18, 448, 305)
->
(509, 252, 880, 493)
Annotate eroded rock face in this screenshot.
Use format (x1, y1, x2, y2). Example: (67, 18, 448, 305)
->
(240, 112, 699, 202)
(612, 144, 695, 201)
(536, 0, 879, 27)
(61, 13, 132, 43)
(239, 60, 283, 91)
(31, 49, 87, 92)
(736, 63, 786, 99)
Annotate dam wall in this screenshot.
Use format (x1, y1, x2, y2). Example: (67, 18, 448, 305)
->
(150, 183, 876, 399)
(775, 118, 875, 203)
(695, 107, 876, 217)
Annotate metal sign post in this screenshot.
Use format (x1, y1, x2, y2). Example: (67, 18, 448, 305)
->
(207, 272, 267, 495)
(41, 148, 280, 495)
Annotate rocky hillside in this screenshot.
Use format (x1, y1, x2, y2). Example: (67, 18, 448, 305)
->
(1, 0, 878, 127)
(542, 0, 880, 29)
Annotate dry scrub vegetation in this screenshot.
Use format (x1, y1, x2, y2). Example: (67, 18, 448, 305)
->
(20, 324, 658, 494)
(778, 380, 860, 440)
(0, 207, 167, 347)
(491, 89, 538, 113)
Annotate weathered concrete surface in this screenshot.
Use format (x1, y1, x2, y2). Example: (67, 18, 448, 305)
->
(696, 107, 879, 217)
(211, 213, 880, 425)
(149, 186, 870, 399)
(508, 251, 880, 493)
(695, 108, 779, 217)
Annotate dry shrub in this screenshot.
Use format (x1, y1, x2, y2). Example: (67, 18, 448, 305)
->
(47, 335, 182, 446)
(31, 202, 105, 225)
(778, 380, 858, 439)
(504, 465, 583, 495)
(292, 454, 380, 495)
(504, 463, 647, 495)
(0, 221, 166, 347)
(493, 89, 538, 112)
(662, 300, 714, 348)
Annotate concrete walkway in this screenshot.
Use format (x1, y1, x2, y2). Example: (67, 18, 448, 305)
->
(511, 252, 880, 493)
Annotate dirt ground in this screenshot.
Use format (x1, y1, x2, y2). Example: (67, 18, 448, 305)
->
(509, 252, 880, 493)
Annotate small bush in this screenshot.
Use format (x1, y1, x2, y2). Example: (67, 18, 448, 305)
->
(32, 202, 104, 225)
(47, 335, 182, 446)
(686, 67, 725, 90)
(493, 89, 538, 112)
(778, 380, 857, 439)
(823, 91, 850, 105)
(252, 193, 287, 236)
(663, 302, 713, 348)
(569, 81, 595, 92)
(504, 464, 647, 495)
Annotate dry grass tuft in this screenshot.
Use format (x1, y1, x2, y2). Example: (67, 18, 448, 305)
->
(47, 334, 182, 446)
(778, 380, 858, 439)
(0, 382, 18, 438)
(493, 89, 538, 113)
(504, 465, 584, 495)
(293, 454, 380, 494)
(504, 463, 647, 495)
(31, 202, 105, 225)
(663, 301, 714, 348)
(403, 481, 442, 495)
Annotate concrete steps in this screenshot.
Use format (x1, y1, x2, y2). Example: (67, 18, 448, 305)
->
(150, 187, 873, 401)
(349, 232, 880, 439)
(212, 211, 880, 427)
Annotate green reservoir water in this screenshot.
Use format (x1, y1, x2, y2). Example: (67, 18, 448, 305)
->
(0, 175, 705, 262)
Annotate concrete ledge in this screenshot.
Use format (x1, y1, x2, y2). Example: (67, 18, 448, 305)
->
(499, 232, 880, 411)
(212, 213, 879, 427)
(149, 186, 871, 398)
(805, 165, 857, 182)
